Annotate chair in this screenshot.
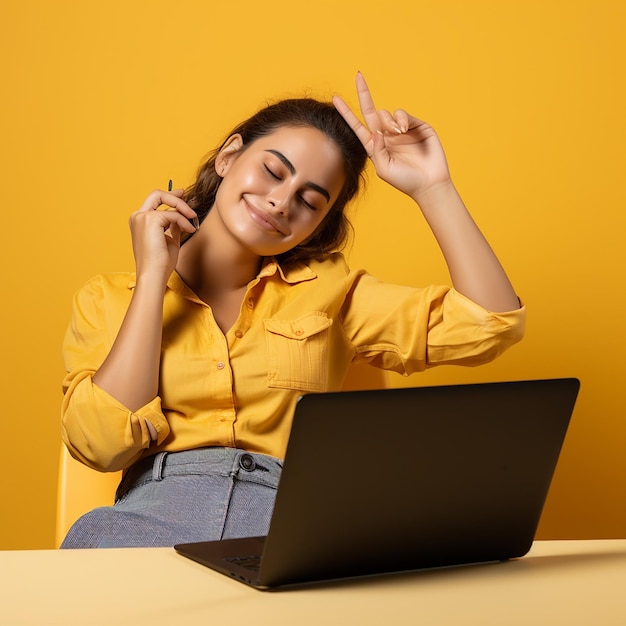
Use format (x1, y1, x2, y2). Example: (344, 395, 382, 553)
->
(55, 448, 121, 548)
(55, 364, 388, 547)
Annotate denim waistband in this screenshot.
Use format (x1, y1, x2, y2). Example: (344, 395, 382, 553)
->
(116, 447, 283, 501)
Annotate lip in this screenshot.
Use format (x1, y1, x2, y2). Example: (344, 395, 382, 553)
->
(243, 197, 289, 235)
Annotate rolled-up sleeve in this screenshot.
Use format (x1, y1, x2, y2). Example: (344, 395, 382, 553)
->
(342, 271, 526, 374)
(422, 288, 525, 367)
(61, 276, 170, 472)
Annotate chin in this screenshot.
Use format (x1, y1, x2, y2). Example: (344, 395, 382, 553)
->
(233, 228, 298, 258)
(249, 243, 295, 258)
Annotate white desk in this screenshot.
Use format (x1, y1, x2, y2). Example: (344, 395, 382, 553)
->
(1, 540, 625, 625)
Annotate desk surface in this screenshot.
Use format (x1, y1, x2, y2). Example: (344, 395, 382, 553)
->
(1, 540, 625, 625)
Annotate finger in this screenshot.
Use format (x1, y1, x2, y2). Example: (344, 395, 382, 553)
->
(164, 220, 182, 243)
(378, 109, 404, 135)
(400, 113, 438, 141)
(161, 209, 199, 234)
(355, 72, 382, 133)
(165, 195, 199, 225)
(393, 109, 411, 133)
(370, 130, 387, 159)
(138, 189, 197, 221)
(332, 94, 374, 155)
(138, 189, 181, 212)
(133, 205, 198, 235)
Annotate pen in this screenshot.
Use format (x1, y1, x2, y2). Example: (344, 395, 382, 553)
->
(168, 179, 199, 230)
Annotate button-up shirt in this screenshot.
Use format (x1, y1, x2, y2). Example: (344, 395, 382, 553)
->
(62, 253, 526, 471)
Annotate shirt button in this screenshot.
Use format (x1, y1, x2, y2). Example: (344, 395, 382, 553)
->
(294, 329, 303, 336)
(216, 362, 225, 370)
(235, 330, 243, 338)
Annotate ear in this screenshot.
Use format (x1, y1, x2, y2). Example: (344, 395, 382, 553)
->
(215, 134, 244, 177)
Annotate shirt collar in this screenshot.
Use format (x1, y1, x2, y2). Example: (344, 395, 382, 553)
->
(166, 271, 205, 304)
(257, 257, 317, 284)
(163, 257, 318, 301)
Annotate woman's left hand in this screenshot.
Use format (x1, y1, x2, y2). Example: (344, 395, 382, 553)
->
(333, 73, 451, 201)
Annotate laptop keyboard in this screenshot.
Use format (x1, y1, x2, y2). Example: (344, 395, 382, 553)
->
(225, 555, 262, 572)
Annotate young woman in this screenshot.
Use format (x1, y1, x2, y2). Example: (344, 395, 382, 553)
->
(61, 74, 525, 548)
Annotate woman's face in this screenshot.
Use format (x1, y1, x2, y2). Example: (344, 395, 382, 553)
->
(211, 126, 346, 257)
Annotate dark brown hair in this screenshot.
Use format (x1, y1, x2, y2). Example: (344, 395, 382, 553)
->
(183, 98, 368, 263)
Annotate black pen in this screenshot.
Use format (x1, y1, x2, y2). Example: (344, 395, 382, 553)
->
(168, 179, 199, 230)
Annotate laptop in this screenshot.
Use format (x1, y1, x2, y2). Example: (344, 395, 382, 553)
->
(175, 378, 580, 590)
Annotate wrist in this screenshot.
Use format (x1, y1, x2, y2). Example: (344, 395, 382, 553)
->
(410, 179, 457, 209)
(134, 270, 170, 297)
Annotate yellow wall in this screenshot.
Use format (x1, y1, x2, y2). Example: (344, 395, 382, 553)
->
(1, 0, 624, 549)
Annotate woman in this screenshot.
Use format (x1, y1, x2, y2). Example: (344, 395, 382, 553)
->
(61, 74, 525, 548)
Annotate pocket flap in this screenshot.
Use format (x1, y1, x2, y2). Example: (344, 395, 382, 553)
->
(264, 313, 332, 340)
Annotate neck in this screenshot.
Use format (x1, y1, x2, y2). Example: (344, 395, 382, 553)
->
(176, 214, 263, 299)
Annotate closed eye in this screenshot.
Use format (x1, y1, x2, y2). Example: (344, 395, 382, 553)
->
(298, 195, 318, 211)
(264, 164, 281, 180)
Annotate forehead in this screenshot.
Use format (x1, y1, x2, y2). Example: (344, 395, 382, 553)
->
(258, 126, 344, 165)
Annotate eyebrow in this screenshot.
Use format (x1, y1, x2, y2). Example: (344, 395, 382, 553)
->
(265, 149, 331, 203)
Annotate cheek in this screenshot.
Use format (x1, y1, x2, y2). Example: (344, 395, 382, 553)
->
(293, 209, 331, 241)
(231, 160, 265, 191)
(245, 170, 264, 189)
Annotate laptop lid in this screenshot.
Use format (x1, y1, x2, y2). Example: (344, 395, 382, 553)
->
(175, 378, 579, 589)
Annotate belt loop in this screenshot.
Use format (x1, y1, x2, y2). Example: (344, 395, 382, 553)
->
(152, 452, 168, 481)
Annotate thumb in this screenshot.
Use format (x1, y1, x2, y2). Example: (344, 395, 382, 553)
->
(369, 130, 389, 169)
(371, 130, 387, 155)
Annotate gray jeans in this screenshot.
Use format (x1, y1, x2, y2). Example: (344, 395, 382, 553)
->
(60, 447, 282, 549)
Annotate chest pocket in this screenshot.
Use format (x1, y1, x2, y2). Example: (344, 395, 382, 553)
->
(264, 312, 332, 392)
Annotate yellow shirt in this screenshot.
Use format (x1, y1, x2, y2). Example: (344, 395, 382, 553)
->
(61, 253, 526, 472)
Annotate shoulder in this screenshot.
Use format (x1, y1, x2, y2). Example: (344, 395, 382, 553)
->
(78, 272, 136, 291)
(68, 273, 137, 331)
(73, 272, 136, 306)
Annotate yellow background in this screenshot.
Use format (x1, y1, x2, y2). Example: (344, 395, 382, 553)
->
(1, 0, 624, 549)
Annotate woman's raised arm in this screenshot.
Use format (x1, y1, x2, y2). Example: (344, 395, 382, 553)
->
(333, 73, 520, 313)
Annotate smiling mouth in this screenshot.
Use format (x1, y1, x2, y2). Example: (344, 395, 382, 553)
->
(243, 197, 289, 235)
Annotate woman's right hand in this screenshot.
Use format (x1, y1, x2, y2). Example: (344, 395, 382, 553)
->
(129, 189, 198, 284)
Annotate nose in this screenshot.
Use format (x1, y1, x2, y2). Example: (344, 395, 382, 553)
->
(266, 184, 292, 216)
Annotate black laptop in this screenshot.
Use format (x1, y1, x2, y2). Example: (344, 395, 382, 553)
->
(175, 378, 580, 590)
